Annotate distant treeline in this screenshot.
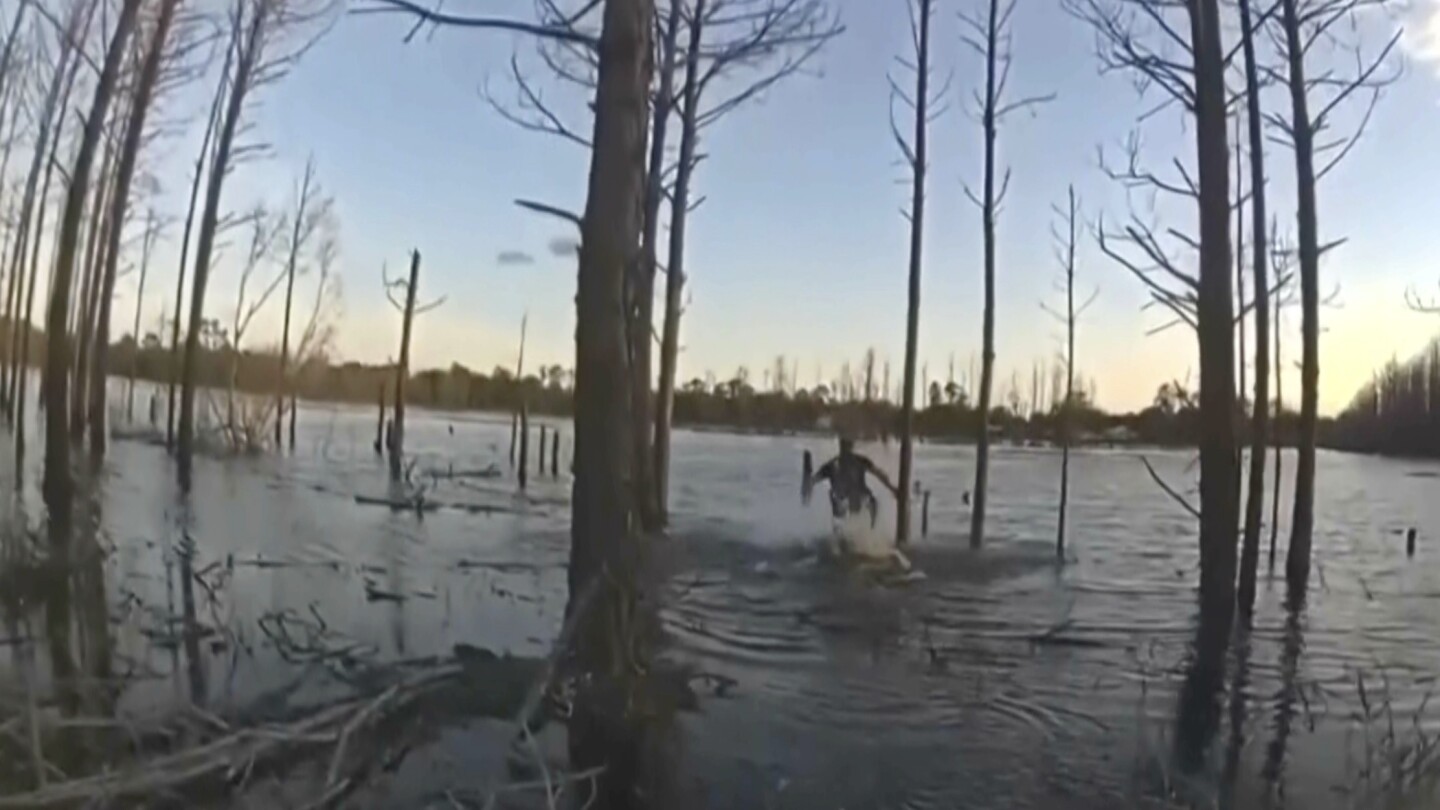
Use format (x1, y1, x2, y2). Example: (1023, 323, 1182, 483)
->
(23, 334, 1311, 447)
(1329, 337, 1440, 457)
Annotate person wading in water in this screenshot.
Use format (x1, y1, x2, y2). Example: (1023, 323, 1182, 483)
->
(809, 436, 898, 527)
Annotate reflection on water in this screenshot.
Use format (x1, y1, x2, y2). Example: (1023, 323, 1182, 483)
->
(0, 395, 1439, 807)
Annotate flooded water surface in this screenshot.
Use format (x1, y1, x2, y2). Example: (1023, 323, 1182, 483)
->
(3, 399, 1440, 808)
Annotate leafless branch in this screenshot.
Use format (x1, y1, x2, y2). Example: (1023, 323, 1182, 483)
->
(350, 0, 597, 46)
(1138, 455, 1200, 518)
(515, 198, 582, 229)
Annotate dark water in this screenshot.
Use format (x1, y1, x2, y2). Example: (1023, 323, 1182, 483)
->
(3, 391, 1440, 808)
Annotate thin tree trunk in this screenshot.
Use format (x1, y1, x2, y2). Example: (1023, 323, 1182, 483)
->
(73, 122, 121, 444)
(168, 64, 224, 450)
(127, 212, 156, 422)
(14, 5, 91, 467)
(1270, 290, 1283, 569)
(179, 3, 267, 486)
(654, 0, 705, 523)
(1238, 0, 1271, 618)
(374, 381, 385, 453)
(632, 3, 678, 531)
(971, 0, 1001, 550)
(896, 0, 931, 549)
(18, 102, 69, 446)
(1235, 116, 1246, 427)
(1190, 0, 1238, 635)
(519, 404, 529, 490)
(5, 4, 79, 426)
(1058, 186, 1077, 561)
(276, 161, 314, 449)
(92, 0, 180, 459)
(0, 0, 28, 418)
(44, 0, 143, 544)
(389, 250, 420, 481)
(1281, 0, 1318, 590)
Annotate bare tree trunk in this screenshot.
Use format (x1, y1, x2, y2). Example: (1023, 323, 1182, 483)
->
(17, 106, 69, 461)
(568, 0, 653, 802)
(970, 0, 1002, 550)
(0, 0, 28, 419)
(276, 160, 315, 449)
(519, 404, 529, 490)
(1281, 0, 1318, 590)
(1270, 286, 1283, 569)
(570, 0, 649, 629)
(44, 0, 143, 543)
(1237, 0, 1271, 618)
(389, 250, 420, 481)
(179, 2, 268, 486)
(632, 3, 678, 531)
(15, 4, 92, 470)
(654, 0, 704, 523)
(73, 125, 121, 444)
(1057, 186, 1078, 560)
(168, 68, 224, 450)
(288, 390, 296, 449)
(1190, 0, 1238, 635)
(127, 212, 157, 422)
(896, 0, 932, 549)
(5, 3, 80, 428)
(91, 0, 180, 459)
(373, 381, 385, 453)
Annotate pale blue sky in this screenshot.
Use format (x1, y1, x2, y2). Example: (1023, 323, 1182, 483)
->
(118, 0, 1440, 412)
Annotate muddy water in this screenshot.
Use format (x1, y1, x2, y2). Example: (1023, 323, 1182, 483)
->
(3, 396, 1440, 808)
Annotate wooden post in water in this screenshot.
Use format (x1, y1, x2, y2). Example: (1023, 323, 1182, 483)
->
(801, 449, 813, 504)
(922, 490, 931, 537)
(509, 411, 518, 467)
(551, 430, 560, 477)
(518, 405, 530, 490)
(1407, 527, 1417, 558)
(539, 424, 548, 474)
(374, 382, 385, 454)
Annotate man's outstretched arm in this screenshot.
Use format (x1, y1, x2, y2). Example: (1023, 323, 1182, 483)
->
(863, 458, 899, 497)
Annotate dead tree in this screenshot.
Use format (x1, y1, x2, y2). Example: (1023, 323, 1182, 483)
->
(384, 251, 444, 479)
(374, 381, 385, 453)
(509, 312, 527, 467)
(962, 0, 1050, 549)
(566, 0, 655, 726)
(222, 206, 286, 448)
(1270, 241, 1293, 570)
(5, 0, 89, 429)
(891, 0, 942, 548)
(169, 41, 230, 450)
(1042, 186, 1095, 561)
(1271, 0, 1398, 590)
(1072, 0, 1238, 634)
(89, 0, 184, 459)
(72, 94, 130, 444)
(0, 0, 31, 418)
(1235, 0, 1272, 618)
(274, 157, 328, 448)
(286, 228, 340, 448)
(15, 0, 96, 480)
(491, 0, 838, 525)
(44, 0, 143, 541)
(177, 0, 331, 486)
(126, 210, 160, 422)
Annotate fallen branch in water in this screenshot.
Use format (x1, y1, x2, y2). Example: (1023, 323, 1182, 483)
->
(1136, 455, 1200, 519)
(0, 665, 459, 809)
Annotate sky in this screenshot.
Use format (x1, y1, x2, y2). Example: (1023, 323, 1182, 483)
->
(100, 0, 1440, 414)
